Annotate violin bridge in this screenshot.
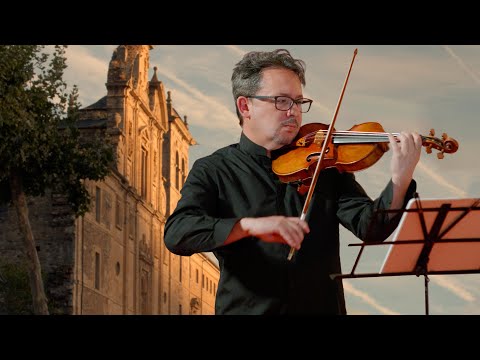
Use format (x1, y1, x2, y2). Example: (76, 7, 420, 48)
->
(314, 130, 325, 145)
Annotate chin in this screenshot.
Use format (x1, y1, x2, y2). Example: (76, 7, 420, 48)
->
(274, 127, 298, 145)
(284, 129, 298, 141)
(275, 135, 295, 147)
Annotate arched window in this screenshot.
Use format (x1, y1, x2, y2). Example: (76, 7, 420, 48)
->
(141, 147, 148, 199)
(181, 158, 186, 185)
(175, 151, 180, 190)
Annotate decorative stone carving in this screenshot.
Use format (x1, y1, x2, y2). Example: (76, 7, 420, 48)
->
(139, 236, 153, 264)
(190, 297, 201, 314)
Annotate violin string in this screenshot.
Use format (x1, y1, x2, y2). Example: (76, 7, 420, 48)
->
(303, 131, 402, 142)
(313, 130, 402, 136)
(300, 130, 442, 147)
(303, 131, 434, 141)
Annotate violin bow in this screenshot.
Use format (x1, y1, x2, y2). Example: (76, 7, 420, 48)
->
(287, 48, 359, 261)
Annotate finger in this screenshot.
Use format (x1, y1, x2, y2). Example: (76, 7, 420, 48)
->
(401, 131, 416, 152)
(414, 132, 423, 150)
(295, 218, 310, 234)
(404, 132, 422, 155)
(387, 132, 399, 151)
(279, 225, 302, 249)
(290, 223, 305, 249)
(287, 219, 309, 248)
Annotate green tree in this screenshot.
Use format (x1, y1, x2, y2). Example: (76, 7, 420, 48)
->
(0, 45, 114, 314)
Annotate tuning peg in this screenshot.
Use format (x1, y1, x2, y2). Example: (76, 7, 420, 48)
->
(442, 132, 448, 140)
(437, 151, 444, 160)
(425, 145, 432, 154)
(429, 129, 435, 137)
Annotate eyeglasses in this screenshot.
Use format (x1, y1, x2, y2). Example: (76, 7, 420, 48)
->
(248, 95, 313, 113)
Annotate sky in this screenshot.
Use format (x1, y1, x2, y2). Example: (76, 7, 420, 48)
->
(63, 45, 480, 315)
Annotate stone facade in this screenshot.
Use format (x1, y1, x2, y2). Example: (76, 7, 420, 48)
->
(0, 45, 219, 315)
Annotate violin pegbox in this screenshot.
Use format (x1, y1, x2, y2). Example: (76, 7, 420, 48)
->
(436, 131, 446, 159)
(425, 129, 435, 154)
(436, 129, 445, 159)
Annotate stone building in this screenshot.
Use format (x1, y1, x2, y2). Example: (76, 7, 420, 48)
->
(0, 45, 219, 315)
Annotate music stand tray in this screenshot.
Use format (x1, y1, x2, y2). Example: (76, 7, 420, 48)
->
(381, 197, 480, 274)
(332, 196, 480, 314)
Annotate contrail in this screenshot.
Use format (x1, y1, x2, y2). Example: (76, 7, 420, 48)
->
(343, 281, 401, 315)
(224, 45, 247, 57)
(442, 45, 480, 84)
(153, 65, 239, 133)
(417, 161, 468, 198)
(431, 275, 476, 303)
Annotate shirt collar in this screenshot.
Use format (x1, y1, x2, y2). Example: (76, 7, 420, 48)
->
(239, 132, 270, 158)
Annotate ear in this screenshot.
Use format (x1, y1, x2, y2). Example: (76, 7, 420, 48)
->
(237, 96, 250, 119)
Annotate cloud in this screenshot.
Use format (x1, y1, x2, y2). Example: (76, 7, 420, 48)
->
(152, 65, 239, 134)
(64, 45, 113, 107)
(442, 45, 480, 85)
(224, 45, 247, 57)
(416, 161, 468, 198)
(343, 280, 401, 315)
(430, 275, 476, 303)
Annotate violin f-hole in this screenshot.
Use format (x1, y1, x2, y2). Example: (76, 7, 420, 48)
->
(306, 148, 329, 163)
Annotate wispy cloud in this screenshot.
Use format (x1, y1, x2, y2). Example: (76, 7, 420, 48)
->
(416, 161, 468, 198)
(431, 275, 476, 303)
(224, 45, 247, 57)
(343, 281, 400, 315)
(442, 45, 480, 85)
(152, 66, 239, 133)
(65, 46, 112, 107)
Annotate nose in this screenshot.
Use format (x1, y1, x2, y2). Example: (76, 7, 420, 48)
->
(287, 103, 301, 116)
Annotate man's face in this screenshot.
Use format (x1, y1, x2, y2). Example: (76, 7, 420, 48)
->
(244, 68, 304, 151)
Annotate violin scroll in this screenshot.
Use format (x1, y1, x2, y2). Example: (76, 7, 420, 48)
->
(424, 128, 459, 160)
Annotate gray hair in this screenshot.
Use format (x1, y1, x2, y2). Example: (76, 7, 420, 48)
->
(231, 49, 306, 126)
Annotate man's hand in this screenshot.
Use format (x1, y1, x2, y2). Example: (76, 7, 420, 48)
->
(226, 216, 310, 250)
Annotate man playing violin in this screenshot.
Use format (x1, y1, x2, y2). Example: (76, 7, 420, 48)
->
(164, 48, 422, 314)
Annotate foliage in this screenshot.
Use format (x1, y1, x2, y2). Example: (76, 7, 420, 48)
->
(0, 261, 34, 315)
(0, 261, 68, 315)
(0, 45, 114, 216)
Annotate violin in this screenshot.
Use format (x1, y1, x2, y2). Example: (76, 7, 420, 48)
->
(272, 121, 459, 185)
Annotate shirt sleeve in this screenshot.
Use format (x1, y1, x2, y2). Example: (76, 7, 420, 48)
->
(164, 158, 241, 256)
(336, 172, 417, 243)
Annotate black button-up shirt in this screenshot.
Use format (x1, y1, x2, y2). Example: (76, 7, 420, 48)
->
(164, 132, 416, 314)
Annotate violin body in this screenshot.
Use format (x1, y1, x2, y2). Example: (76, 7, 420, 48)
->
(272, 122, 389, 184)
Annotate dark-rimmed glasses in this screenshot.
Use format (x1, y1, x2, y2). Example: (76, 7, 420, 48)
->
(248, 95, 313, 113)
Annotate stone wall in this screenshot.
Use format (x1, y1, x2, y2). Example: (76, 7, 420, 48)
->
(0, 192, 75, 314)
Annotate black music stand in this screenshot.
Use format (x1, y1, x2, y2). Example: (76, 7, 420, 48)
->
(331, 195, 480, 315)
